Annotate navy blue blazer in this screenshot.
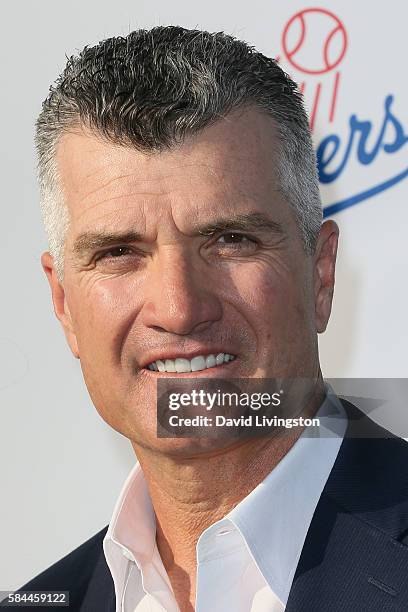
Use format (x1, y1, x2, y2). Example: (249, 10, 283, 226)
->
(7, 400, 408, 611)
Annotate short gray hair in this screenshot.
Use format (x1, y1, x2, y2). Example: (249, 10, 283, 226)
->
(35, 26, 322, 283)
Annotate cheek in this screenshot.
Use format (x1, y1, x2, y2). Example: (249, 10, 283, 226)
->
(68, 277, 144, 384)
(230, 263, 316, 354)
(66, 278, 148, 432)
(230, 263, 306, 322)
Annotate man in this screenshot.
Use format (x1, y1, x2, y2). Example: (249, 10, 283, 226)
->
(10, 26, 408, 612)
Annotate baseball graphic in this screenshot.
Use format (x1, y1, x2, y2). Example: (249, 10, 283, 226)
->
(282, 7, 347, 75)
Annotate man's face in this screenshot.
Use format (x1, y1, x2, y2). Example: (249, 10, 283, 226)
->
(42, 108, 338, 455)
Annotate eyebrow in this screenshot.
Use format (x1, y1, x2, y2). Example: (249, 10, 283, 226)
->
(72, 230, 143, 260)
(196, 212, 284, 237)
(71, 212, 285, 260)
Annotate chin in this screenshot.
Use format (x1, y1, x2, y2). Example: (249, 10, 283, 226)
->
(133, 434, 243, 459)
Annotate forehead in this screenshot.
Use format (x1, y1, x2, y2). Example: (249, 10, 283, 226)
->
(56, 108, 288, 239)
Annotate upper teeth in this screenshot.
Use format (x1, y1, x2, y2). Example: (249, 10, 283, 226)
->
(147, 353, 236, 373)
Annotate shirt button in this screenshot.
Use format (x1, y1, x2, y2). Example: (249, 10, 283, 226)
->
(216, 528, 232, 536)
(122, 548, 135, 561)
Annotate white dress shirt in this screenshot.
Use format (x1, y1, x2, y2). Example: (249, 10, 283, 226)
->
(103, 384, 347, 611)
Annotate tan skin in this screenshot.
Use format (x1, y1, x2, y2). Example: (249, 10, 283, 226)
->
(42, 107, 338, 611)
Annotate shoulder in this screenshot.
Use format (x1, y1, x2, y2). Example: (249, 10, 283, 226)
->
(337, 398, 408, 482)
(289, 400, 408, 609)
(329, 399, 408, 537)
(17, 526, 109, 602)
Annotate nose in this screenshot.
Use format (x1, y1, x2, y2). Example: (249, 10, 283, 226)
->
(140, 247, 222, 335)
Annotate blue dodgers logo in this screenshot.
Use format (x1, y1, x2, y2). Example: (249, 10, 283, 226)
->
(320, 95, 408, 217)
(277, 7, 408, 217)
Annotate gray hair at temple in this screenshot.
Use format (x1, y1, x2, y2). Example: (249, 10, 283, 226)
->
(35, 26, 323, 283)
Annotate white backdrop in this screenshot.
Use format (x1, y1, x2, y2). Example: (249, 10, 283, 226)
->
(1, 0, 407, 591)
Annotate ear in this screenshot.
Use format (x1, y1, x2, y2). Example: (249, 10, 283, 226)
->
(313, 220, 339, 333)
(41, 252, 80, 359)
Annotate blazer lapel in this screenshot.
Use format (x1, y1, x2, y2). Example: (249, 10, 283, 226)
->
(286, 400, 408, 611)
(80, 550, 116, 612)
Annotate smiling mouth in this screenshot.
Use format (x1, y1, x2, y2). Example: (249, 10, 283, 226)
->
(145, 352, 236, 373)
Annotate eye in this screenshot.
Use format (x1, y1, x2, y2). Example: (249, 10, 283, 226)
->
(215, 233, 257, 245)
(96, 246, 134, 261)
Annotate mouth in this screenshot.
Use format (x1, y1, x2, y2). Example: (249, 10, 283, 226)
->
(143, 352, 237, 376)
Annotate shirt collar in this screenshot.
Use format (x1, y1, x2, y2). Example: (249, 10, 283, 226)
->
(224, 383, 347, 604)
(104, 463, 155, 566)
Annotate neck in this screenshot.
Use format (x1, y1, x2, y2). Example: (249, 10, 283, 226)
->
(131, 374, 326, 607)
